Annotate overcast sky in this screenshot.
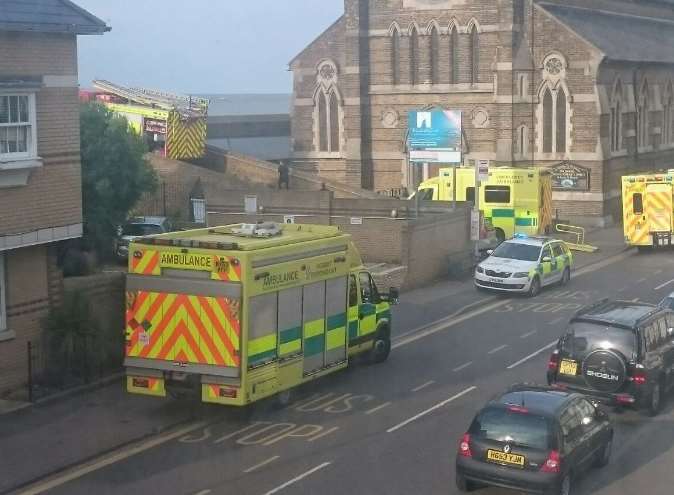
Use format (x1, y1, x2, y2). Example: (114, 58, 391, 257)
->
(75, 0, 344, 94)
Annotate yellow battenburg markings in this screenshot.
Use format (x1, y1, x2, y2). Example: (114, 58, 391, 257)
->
(304, 319, 325, 339)
(280, 340, 302, 355)
(326, 327, 346, 350)
(248, 334, 277, 356)
(167, 111, 207, 160)
(210, 297, 240, 352)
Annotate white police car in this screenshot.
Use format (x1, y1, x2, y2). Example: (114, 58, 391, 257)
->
(474, 235, 573, 297)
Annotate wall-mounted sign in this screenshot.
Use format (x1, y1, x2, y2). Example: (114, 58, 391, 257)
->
(350, 217, 363, 225)
(551, 162, 590, 191)
(477, 159, 490, 183)
(144, 118, 167, 134)
(408, 110, 462, 164)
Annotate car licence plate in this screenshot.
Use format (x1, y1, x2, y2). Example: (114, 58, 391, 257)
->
(489, 277, 504, 284)
(559, 359, 578, 375)
(487, 449, 525, 467)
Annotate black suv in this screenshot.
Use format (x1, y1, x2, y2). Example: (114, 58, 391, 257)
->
(456, 385, 613, 494)
(547, 300, 674, 415)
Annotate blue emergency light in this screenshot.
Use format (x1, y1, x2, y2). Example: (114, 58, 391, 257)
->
(513, 233, 529, 240)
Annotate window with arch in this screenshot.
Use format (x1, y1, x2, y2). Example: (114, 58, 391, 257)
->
(637, 82, 650, 148)
(314, 88, 341, 153)
(663, 84, 673, 146)
(610, 81, 623, 152)
(449, 25, 459, 84)
(540, 85, 568, 153)
(429, 24, 440, 84)
(391, 26, 400, 86)
(516, 124, 529, 156)
(469, 24, 479, 84)
(410, 26, 419, 85)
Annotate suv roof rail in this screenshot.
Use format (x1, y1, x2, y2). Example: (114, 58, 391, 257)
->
(570, 298, 610, 321)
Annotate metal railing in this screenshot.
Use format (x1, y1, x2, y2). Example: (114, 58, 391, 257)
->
(555, 224, 598, 252)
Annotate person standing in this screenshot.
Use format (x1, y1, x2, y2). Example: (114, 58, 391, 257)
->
(278, 161, 290, 189)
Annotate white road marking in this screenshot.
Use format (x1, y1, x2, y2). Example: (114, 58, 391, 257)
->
(453, 361, 473, 372)
(392, 251, 633, 350)
(365, 402, 392, 415)
(506, 340, 558, 370)
(488, 344, 508, 355)
(637, 277, 647, 283)
(655, 269, 664, 275)
(263, 462, 332, 495)
(387, 386, 477, 433)
(631, 298, 640, 302)
(194, 490, 212, 495)
(618, 286, 628, 292)
(307, 426, 339, 442)
(15, 420, 209, 495)
(244, 456, 280, 473)
(655, 279, 674, 290)
(412, 381, 435, 392)
(520, 330, 537, 338)
(548, 316, 565, 325)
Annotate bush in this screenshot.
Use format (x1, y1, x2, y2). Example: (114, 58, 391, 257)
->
(43, 291, 121, 385)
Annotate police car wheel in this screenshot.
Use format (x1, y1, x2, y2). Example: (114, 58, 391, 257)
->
(560, 268, 571, 286)
(528, 276, 541, 297)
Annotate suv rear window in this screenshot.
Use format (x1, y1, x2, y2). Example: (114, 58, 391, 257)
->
(562, 322, 637, 360)
(469, 407, 552, 450)
(123, 224, 164, 236)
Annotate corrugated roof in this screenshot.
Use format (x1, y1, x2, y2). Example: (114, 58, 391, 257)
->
(539, 2, 674, 64)
(0, 0, 109, 35)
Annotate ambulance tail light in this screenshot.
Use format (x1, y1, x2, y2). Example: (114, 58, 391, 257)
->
(219, 387, 238, 399)
(458, 433, 473, 458)
(132, 377, 150, 389)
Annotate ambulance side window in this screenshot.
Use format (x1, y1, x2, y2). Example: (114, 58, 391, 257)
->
(349, 275, 358, 307)
(359, 272, 380, 304)
(633, 193, 644, 215)
(485, 186, 511, 204)
(419, 188, 435, 201)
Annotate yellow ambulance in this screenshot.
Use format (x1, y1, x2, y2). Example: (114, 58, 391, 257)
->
(124, 222, 398, 406)
(416, 167, 553, 242)
(622, 171, 674, 249)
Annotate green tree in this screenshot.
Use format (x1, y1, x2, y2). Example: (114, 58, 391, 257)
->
(80, 103, 158, 256)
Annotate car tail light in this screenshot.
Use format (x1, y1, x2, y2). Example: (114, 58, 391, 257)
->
(631, 364, 647, 385)
(540, 450, 561, 473)
(458, 433, 472, 458)
(616, 394, 635, 405)
(548, 349, 560, 371)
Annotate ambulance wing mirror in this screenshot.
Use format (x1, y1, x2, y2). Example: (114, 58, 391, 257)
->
(486, 249, 494, 256)
(542, 256, 552, 263)
(386, 287, 400, 305)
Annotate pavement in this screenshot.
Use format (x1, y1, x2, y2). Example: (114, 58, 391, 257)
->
(3, 225, 660, 495)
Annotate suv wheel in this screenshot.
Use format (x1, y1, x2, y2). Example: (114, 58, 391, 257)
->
(528, 276, 541, 297)
(648, 380, 663, 416)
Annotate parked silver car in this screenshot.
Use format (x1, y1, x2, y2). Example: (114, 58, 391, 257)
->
(114, 216, 172, 260)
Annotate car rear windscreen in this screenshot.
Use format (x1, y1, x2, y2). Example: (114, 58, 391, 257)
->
(123, 224, 163, 236)
(469, 407, 552, 450)
(563, 323, 637, 360)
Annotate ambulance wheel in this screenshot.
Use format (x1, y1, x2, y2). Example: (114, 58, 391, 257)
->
(560, 267, 571, 286)
(528, 276, 541, 298)
(369, 329, 391, 364)
(637, 245, 653, 254)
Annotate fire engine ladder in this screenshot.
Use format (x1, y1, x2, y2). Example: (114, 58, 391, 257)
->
(92, 80, 208, 119)
(555, 224, 598, 252)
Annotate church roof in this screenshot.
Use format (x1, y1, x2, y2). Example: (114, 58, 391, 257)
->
(539, 2, 674, 64)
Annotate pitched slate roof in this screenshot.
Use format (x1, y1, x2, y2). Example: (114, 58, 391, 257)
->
(539, 2, 674, 64)
(0, 0, 109, 35)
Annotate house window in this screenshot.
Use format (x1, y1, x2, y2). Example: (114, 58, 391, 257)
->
(610, 101, 622, 152)
(410, 26, 419, 85)
(540, 85, 569, 154)
(637, 82, 649, 148)
(315, 88, 342, 153)
(430, 25, 440, 84)
(0, 94, 36, 160)
(469, 25, 479, 84)
(516, 125, 529, 156)
(0, 253, 6, 333)
(391, 26, 400, 85)
(450, 27, 459, 84)
(518, 73, 528, 98)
